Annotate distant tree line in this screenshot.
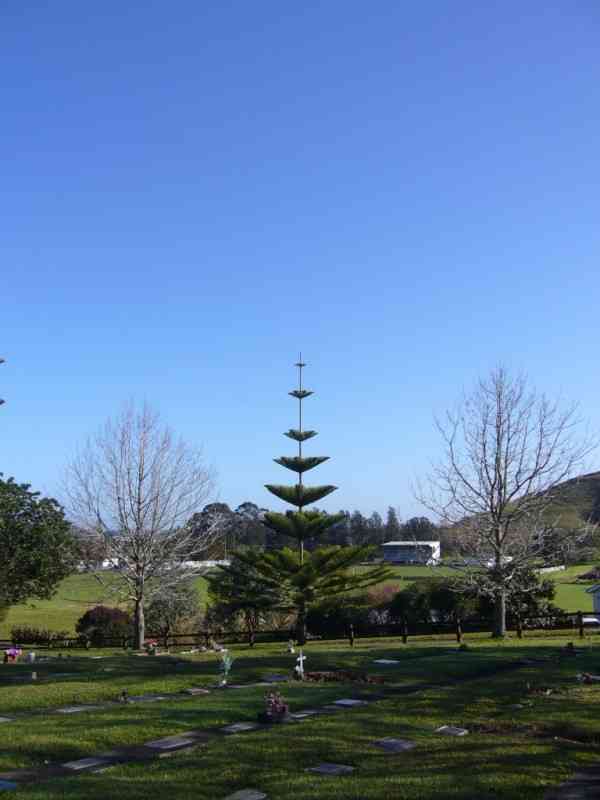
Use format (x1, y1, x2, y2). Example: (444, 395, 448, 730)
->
(189, 502, 446, 558)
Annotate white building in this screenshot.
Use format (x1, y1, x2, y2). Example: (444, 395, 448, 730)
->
(586, 584, 600, 614)
(382, 541, 441, 565)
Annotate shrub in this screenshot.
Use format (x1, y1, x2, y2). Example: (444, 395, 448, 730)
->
(145, 583, 201, 641)
(11, 625, 70, 644)
(367, 584, 401, 624)
(75, 605, 132, 645)
(306, 594, 372, 637)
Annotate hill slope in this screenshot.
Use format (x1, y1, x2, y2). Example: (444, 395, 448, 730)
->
(546, 470, 600, 530)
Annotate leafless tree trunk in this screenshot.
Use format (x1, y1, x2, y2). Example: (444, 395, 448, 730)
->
(65, 403, 222, 649)
(417, 366, 596, 638)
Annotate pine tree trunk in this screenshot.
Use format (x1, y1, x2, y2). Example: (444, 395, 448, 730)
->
(492, 591, 506, 638)
(134, 597, 145, 650)
(296, 601, 307, 646)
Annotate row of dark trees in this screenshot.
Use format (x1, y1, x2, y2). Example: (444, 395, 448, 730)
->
(190, 502, 441, 556)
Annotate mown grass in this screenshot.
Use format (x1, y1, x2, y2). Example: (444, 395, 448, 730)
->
(0, 574, 210, 638)
(0, 635, 599, 798)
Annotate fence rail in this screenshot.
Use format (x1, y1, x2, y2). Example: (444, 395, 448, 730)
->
(2, 611, 598, 650)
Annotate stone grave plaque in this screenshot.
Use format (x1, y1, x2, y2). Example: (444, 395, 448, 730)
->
(145, 735, 196, 751)
(290, 710, 319, 720)
(435, 725, 469, 736)
(373, 737, 416, 753)
(224, 791, 267, 800)
(373, 659, 400, 665)
(333, 699, 368, 708)
(182, 687, 211, 695)
(263, 674, 287, 683)
(222, 722, 260, 734)
(306, 762, 354, 776)
(130, 694, 167, 703)
(0, 717, 13, 723)
(62, 756, 112, 771)
(56, 705, 101, 714)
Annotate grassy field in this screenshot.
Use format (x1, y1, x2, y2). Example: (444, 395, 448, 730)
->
(371, 562, 597, 613)
(0, 635, 599, 798)
(1, 563, 596, 638)
(0, 574, 210, 638)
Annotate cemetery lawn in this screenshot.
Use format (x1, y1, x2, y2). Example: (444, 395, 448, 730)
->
(1, 636, 599, 799)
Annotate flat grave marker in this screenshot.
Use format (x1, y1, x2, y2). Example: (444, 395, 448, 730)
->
(263, 674, 287, 683)
(130, 694, 167, 703)
(373, 659, 400, 665)
(62, 757, 112, 772)
(224, 790, 267, 800)
(373, 737, 416, 753)
(56, 705, 102, 714)
(290, 710, 319, 720)
(306, 762, 354, 776)
(182, 687, 211, 696)
(222, 722, 261, 734)
(333, 699, 368, 708)
(436, 725, 469, 737)
(0, 717, 13, 724)
(145, 735, 196, 752)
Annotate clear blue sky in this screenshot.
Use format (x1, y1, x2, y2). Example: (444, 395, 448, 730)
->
(2, 2, 599, 518)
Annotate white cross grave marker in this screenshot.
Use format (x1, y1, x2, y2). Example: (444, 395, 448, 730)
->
(296, 651, 307, 679)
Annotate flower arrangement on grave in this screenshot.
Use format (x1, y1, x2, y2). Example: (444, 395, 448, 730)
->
(218, 650, 233, 686)
(144, 639, 158, 656)
(3, 647, 22, 664)
(258, 690, 290, 723)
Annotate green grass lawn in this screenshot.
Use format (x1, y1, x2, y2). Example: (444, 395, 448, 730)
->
(0, 635, 599, 799)
(0, 574, 210, 638)
(549, 564, 597, 612)
(369, 562, 597, 612)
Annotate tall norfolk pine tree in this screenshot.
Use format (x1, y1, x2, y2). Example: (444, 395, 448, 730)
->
(221, 359, 391, 645)
(264, 358, 341, 562)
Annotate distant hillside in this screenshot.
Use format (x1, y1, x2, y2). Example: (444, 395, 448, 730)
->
(546, 471, 600, 530)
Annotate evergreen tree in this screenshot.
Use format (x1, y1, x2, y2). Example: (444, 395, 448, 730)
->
(367, 511, 385, 545)
(385, 506, 402, 540)
(222, 359, 391, 644)
(349, 510, 369, 546)
(262, 358, 341, 561)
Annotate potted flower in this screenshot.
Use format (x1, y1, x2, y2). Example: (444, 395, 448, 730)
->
(144, 639, 158, 656)
(3, 647, 22, 664)
(258, 691, 290, 724)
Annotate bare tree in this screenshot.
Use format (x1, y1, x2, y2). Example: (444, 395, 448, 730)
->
(417, 366, 596, 637)
(65, 403, 221, 648)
